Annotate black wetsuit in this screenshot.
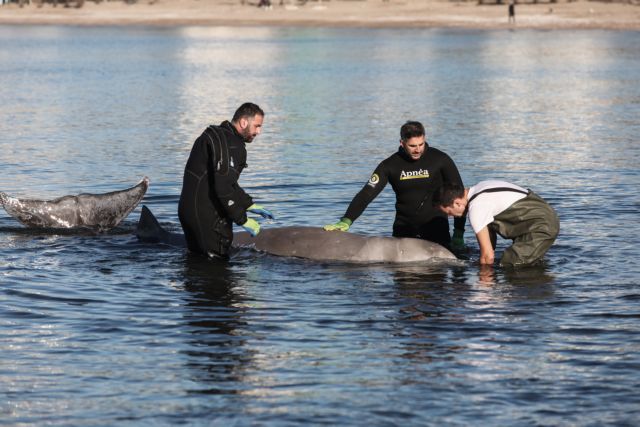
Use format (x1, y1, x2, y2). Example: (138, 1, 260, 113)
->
(178, 121, 253, 258)
(343, 145, 465, 247)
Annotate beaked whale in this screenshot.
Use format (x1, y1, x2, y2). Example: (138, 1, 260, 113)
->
(0, 177, 149, 231)
(136, 205, 457, 263)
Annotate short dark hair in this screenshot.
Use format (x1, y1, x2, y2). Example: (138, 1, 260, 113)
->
(432, 183, 465, 208)
(400, 121, 425, 142)
(232, 102, 264, 123)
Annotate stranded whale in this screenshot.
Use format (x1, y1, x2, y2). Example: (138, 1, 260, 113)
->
(136, 205, 457, 263)
(0, 177, 149, 231)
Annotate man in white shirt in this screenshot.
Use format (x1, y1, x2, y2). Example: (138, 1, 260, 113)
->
(433, 180, 559, 266)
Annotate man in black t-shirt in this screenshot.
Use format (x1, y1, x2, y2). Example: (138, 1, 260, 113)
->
(324, 121, 466, 251)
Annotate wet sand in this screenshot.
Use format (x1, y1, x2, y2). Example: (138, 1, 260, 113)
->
(1, 0, 639, 30)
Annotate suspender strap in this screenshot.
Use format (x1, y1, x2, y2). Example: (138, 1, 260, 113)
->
(468, 187, 529, 205)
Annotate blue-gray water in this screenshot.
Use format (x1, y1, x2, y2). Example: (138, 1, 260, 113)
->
(1, 25, 640, 426)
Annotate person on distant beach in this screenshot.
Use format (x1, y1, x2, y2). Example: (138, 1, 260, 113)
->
(178, 102, 274, 259)
(324, 121, 466, 253)
(433, 180, 559, 266)
(508, 1, 516, 24)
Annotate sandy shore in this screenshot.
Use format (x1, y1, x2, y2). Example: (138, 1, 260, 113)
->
(0, 0, 639, 30)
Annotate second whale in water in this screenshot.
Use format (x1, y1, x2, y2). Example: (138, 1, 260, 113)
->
(0, 177, 149, 231)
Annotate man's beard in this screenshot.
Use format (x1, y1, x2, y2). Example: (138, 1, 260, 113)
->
(241, 127, 254, 143)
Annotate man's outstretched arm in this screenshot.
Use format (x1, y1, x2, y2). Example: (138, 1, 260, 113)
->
(476, 227, 495, 265)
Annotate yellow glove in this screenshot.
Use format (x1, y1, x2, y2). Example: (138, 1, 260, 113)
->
(323, 217, 352, 232)
(451, 228, 465, 251)
(247, 203, 274, 220)
(242, 218, 260, 236)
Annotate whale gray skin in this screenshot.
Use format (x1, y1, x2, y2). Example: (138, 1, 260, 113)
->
(0, 177, 149, 231)
(136, 205, 457, 263)
(234, 227, 457, 263)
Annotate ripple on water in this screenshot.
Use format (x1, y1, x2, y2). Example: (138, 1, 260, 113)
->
(1, 27, 640, 426)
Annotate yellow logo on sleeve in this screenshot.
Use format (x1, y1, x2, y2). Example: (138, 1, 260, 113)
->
(367, 173, 380, 188)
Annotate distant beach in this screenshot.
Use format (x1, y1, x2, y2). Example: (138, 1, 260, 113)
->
(1, 0, 639, 29)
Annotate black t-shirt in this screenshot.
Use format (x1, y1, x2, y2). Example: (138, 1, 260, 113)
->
(344, 146, 465, 231)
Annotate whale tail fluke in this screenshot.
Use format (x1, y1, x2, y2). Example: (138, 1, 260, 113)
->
(1, 179, 149, 230)
(135, 205, 186, 247)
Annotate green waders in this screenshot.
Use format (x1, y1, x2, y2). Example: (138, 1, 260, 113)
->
(487, 191, 559, 266)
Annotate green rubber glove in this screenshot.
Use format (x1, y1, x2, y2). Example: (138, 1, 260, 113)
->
(242, 218, 260, 237)
(247, 203, 274, 220)
(451, 228, 465, 251)
(323, 217, 352, 232)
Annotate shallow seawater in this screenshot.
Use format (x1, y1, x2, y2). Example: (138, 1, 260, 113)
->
(1, 26, 640, 425)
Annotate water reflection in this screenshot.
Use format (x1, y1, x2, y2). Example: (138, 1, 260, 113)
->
(388, 265, 469, 368)
(179, 255, 252, 395)
(387, 261, 556, 368)
(467, 264, 557, 310)
(1, 25, 639, 425)
(476, 263, 555, 286)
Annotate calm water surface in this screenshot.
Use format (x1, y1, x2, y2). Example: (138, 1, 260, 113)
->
(1, 26, 640, 425)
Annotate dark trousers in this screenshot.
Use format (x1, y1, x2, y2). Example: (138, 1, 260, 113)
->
(180, 214, 232, 259)
(489, 191, 559, 266)
(393, 216, 451, 248)
(178, 197, 233, 259)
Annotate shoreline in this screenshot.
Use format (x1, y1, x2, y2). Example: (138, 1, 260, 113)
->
(0, 0, 639, 30)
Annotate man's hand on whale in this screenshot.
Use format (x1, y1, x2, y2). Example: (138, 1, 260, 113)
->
(242, 204, 275, 237)
(324, 217, 352, 232)
(242, 218, 261, 237)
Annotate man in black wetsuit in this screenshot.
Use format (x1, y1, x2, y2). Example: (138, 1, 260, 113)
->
(324, 121, 466, 251)
(178, 102, 274, 259)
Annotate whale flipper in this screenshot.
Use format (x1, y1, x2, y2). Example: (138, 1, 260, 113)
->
(0, 177, 149, 231)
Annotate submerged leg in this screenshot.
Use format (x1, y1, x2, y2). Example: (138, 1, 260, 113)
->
(500, 230, 557, 266)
